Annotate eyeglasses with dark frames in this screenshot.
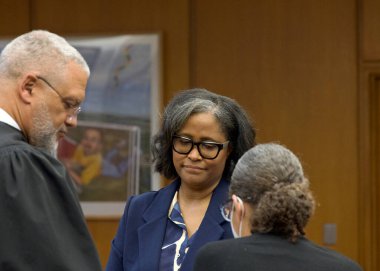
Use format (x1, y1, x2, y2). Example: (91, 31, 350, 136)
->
(36, 75, 81, 121)
(172, 135, 229, 160)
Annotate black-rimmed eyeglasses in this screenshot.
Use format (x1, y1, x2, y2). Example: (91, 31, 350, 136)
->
(36, 75, 81, 121)
(172, 135, 229, 160)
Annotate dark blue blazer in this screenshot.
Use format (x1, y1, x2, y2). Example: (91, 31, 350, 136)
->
(105, 178, 233, 271)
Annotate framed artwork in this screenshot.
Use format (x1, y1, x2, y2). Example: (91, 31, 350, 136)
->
(0, 34, 162, 217)
(65, 34, 162, 217)
(58, 121, 141, 217)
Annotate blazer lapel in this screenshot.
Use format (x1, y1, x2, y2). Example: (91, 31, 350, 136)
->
(181, 178, 231, 271)
(137, 180, 180, 271)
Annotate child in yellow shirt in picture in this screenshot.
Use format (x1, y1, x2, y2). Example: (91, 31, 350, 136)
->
(64, 128, 103, 192)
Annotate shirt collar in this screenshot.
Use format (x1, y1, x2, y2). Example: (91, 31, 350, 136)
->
(168, 191, 186, 229)
(168, 191, 179, 217)
(0, 108, 21, 131)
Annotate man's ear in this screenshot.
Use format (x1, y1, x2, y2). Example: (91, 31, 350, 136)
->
(19, 74, 37, 104)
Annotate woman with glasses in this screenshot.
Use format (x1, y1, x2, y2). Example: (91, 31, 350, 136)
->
(193, 143, 363, 271)
(106, 88, 255, 271)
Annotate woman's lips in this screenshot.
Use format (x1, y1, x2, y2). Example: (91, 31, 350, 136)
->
(183, 165, 205, 172)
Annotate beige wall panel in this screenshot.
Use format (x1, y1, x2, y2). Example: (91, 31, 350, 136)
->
(358, 65, 380, 270)
(87, 218, 120, 269)
(0, 0, 30, 35)
(361, 0, 380, 61)
(191, 0, 359, 260)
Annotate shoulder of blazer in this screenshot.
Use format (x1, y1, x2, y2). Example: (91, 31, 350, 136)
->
(126, 179, 180, 222)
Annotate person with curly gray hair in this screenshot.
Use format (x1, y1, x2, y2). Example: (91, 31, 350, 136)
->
(0, 30, 102, 270)
(106, 88, 255, 271)
(193, 143, 362, 271)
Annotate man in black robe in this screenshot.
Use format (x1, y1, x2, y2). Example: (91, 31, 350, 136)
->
(0, 30, 102, 271)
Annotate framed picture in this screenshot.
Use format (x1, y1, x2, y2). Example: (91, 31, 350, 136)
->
(0, 34, 162, 217)
(58, 121, 141, 217)
(65, 34, 162, 217)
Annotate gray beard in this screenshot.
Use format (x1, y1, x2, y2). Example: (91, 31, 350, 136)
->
(29, 101, 59, 157)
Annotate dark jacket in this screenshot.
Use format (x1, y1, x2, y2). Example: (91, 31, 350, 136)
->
(0, 122, 102, 271)
(106, 178, 233, 271)
(193, 233, 363, 271)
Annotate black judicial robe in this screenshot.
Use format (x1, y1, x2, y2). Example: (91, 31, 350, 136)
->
(0, 122, 102, 271)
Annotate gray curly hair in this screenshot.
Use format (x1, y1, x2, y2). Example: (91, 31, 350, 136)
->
(230, 143, 315, 241)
